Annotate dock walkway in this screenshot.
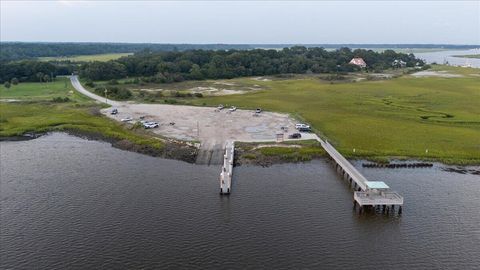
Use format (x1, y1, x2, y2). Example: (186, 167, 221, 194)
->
(219, 141, 234, 194)
(317, 137, 403, 213)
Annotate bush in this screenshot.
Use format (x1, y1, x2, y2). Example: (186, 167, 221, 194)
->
(164, 99, 177, 104)
(194, 93, 203, 98)
(109, 79, 119, 85)
(52, 97, 70, 103)
(11, 78, 19, 85)
(138, 90, 146, 98)
(174, 91, 187, 98)
(85, 80, 95, 88)
(94, 86, 132, 100)
(4, 81, 11, 89)
(421, 65, 431, 70)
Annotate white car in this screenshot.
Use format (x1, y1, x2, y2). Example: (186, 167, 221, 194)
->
(295, 123, 310, 129)
(143, 121, 159, 129)
(229, 106, 237, 112)
(217, 104, 224, 110)
(121, 117, 133, 122)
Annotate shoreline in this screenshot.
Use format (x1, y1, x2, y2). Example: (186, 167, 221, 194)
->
(2, 131, 478, 167)
(0, 131, 198, 164)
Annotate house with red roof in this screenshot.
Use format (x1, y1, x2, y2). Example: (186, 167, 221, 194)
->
(349, 57, 367, 68)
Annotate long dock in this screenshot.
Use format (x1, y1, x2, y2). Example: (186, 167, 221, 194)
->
(219, 141, 234, 195)
(319, 138, 403, 214)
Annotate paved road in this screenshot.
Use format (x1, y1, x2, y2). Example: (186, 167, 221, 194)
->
(70, 76, 121, 107)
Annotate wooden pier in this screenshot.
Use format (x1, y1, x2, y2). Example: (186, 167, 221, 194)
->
(319, 138, 403, 214)
(219, 141, 234, 195)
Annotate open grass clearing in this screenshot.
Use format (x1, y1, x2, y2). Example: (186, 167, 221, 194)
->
(453, 54, 480, 59)
(0, 77, 92, 103)
(39, 53, 133, 62)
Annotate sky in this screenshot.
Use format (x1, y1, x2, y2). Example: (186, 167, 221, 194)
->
(1, 0, 479, 44)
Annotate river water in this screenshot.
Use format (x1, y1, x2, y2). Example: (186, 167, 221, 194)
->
(415, 48, 480, 68)
(1, 133, 479, 269)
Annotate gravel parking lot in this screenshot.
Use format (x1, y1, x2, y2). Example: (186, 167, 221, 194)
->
(71, 76, 316, 152)
(103, 103, 304, 146)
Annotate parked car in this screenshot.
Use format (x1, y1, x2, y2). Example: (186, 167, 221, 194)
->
(111, 108, 118, 115)
(295, 123, 310, 129)
(121, 117, 133, 122)
(229, 106, 237, 112)
(255, 108, 262, 113)
(289, 133, 302, 139)
(217, 104, 224, 110)
(298, 127, 311, 132)
(143, 121, 159, 129)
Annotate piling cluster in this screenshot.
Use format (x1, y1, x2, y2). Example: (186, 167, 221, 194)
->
(353, 203, 402, 215)
(362, 162, 433, 168)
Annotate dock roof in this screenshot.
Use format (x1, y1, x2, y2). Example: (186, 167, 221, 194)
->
(365, 181, 390, 190)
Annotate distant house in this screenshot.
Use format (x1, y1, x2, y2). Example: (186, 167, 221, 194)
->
(349, 57, 367, 68)
(392, 59, 407, 68)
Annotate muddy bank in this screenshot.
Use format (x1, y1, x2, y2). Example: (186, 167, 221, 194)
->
(1, 131, 198, 164)
(67, 130, 198, 163)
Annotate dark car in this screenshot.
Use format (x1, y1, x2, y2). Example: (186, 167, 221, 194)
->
(111, 109, 118, 115)
(298, 127, 311, 132)
(289, 133, 302, 139)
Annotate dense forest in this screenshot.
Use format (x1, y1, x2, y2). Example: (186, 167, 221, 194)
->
(0, 46, 426, 84)
(1, 42, 477, 62)
(79, 47, 424, 82)
(0, 42, 252, 62)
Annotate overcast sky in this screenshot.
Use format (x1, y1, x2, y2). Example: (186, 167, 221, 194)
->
(1, 0, 479, 44)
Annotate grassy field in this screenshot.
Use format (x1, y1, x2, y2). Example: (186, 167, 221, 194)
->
(189, 66, 480, 164)
(453, 54, 480, 59)
(0, 77, 91, 102)
(90, 70, 408, 103)
(0, 103, 160, 150)
(0, 78, 164, 151)
(39, 53, 132, 62)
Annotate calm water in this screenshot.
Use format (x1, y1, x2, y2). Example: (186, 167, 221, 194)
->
(1, 133, 479, 269)
(415, 49, 480, 68)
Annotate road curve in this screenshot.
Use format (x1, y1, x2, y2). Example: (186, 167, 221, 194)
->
(70, 75, 122, 107)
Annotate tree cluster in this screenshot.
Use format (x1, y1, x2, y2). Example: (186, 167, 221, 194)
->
(80, 47, 424, 82)
(0, 60, 75, 83)
(94, 86, 132, 100)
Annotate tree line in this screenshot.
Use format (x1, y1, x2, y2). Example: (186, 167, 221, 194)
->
(79, 47, 425, 82)
(0, 60, 75, 84)
(2, 42, 476, 62)
(0, 46, 426, 84)
(0, 42, 252, 62)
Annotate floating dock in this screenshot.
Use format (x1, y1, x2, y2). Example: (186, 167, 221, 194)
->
(319, 139, 403, 214)
(219, 141, 234, 195)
